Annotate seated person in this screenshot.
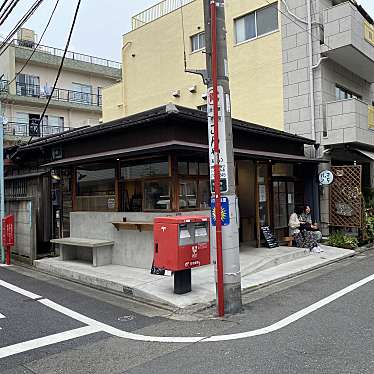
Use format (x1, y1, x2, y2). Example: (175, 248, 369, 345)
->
(299, 205, 322, 242)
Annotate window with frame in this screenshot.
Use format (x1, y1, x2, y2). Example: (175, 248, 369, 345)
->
(16, 74, 40, 97)
(191, 32, 205, 52)
(235, 3, 278, 44)
(335, 85, 362, 101)
(177, 158, 210, 210)
(71, 83, 92, 104)
(76, 163, 116, 212)
(121, 157, 171, 211)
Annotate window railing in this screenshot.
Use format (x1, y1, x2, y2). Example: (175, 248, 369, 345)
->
(15, 82, 102, 107)
(131, 0, 195, 30)
(4, 121, 72, 138)
(12, 39, 122, 70)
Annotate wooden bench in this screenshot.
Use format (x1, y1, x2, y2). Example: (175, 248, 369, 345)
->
(51, 237, 114, 267)
(282, 236, 294, 247)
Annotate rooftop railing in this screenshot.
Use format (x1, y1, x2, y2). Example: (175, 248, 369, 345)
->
(131, 0, 195, 30)
(12, 39, 122, 70)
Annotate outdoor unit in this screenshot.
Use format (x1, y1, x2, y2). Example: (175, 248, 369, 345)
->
(17, 28, 36, 48)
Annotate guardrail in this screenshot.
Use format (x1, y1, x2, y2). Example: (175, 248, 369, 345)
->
(4, 121, 72, 138)
(132, 0, 195, 30)
(15, 82, 102, 107)
(12, 39, 122, 70)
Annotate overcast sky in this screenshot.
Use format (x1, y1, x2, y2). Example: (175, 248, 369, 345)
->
(1, 0, 374, 62)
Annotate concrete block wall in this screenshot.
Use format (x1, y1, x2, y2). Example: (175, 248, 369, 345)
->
(70, 211, 209, 269)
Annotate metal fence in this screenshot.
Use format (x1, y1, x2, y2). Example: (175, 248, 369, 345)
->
(15, 82, 102, 107)
(4, 121, 72, 138)
(13, 39, 122, 70)
(132, 0, 195, 29)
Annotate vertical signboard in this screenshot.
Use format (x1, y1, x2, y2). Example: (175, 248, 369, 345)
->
(207, 85, 228, 193)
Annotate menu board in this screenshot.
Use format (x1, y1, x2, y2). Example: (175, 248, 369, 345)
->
(260, 226, 279, 248)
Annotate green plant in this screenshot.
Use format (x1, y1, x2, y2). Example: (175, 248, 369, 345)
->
(327, 231, 359, 249)
(366, 214, 374, 242)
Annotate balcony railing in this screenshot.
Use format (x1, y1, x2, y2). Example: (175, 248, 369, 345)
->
(4, 121, 72, 138)
(132, 0, 195, 30)
(12, 39, 122, 70)
(15, 82, 102, 107)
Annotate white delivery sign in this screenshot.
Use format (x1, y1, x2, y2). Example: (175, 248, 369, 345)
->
(207, 85, 228, 193)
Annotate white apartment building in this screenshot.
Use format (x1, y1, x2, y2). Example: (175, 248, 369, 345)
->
(0, 28, 121, 144)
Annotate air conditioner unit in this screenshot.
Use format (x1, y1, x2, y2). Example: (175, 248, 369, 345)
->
(172, 89, 180, 98)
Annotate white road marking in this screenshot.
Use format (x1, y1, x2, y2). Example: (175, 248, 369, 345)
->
(0, 313, 5, 319)
(0, 326, 100, 359)
(0, 280, 41, 300)
(0, 272, 372, 357)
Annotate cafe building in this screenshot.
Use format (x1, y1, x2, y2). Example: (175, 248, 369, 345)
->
(5, 104, 323, 267)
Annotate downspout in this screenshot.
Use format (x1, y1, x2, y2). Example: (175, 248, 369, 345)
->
(307, 0, 316, 148)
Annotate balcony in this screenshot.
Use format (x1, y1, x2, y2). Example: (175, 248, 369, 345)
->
(323, 98, 374, 146)
(322, 2, 374, 82)
(4, 121, 72, 139)
(12, 40, 122, 79)
(131, 0, 195, 30)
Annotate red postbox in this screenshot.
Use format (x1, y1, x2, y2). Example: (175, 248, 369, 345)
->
(2, 215, 14, 265)
(154, 215, 210, 272)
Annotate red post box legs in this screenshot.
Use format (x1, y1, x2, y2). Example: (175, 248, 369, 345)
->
(5, 245, 10, 265)
(174, 269, 192, 294)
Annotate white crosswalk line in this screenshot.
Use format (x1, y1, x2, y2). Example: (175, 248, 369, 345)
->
(0, 312, 6, 319)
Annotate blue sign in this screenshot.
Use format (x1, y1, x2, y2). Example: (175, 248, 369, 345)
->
(211, 197, 230, 226)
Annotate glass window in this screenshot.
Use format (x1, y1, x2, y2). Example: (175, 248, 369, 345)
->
(199, 162, 209, 176)
(178, 161, 188, 175)
(235, 3, 278, 44)
(198, 180, 211, 209)
(76, 164, 116, 212)
(189, 162, 198, 176)
(179, 180, 197, 209)
(335, 85, 362, 101)
(71, 83, 92, 104)
(144, 181, 171, 210)
(257, 3, 278, 36)
(16, 74, 40, 96)
(122, 159, 169, 179)
(235, 13, 256, 43)
(191, 32, 205, 52)
(273, 180, 295, 229)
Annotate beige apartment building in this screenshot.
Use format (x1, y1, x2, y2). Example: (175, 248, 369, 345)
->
(0, 28, 122, 144)
(103, 0, 284, 130)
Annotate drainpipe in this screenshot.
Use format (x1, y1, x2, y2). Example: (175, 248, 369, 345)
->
(307, 0, 316, 147)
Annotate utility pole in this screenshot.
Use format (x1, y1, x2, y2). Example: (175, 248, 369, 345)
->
(0, 98, 4, 264)
(203, 0, 242, 315)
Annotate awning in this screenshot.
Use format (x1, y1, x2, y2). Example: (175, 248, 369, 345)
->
(43, 140, 327, 167)
(353, 148, 374, 160)
(4, 171, 48, 180)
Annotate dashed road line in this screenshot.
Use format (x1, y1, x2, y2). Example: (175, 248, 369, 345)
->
(0, 273, 373, 358)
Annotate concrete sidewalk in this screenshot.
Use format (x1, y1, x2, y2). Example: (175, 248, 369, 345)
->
(34, 244, 354, 310)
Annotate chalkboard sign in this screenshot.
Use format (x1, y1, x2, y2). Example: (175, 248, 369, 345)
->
(260, 226, 279, 248)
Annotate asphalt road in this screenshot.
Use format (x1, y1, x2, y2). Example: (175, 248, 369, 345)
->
(0, 250, 373, 374)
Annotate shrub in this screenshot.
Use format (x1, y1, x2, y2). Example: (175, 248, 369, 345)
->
(328, 231, 358, 250)
(366, 214, 374, 243)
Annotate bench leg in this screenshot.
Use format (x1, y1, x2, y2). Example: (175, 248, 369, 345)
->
(93, 245, 112, 267)
(59, 245, 76, 261)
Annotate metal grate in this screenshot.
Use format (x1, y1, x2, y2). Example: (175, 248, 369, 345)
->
(5, 179, 27, 198)
(329, 166, 362, 228)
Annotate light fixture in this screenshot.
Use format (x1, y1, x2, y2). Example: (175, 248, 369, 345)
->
(51, 170, 61, 181)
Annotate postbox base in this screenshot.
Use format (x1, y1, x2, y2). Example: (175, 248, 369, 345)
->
(174, 269, 191, 294)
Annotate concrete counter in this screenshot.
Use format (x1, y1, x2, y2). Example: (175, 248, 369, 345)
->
(70, 211, 209, 269)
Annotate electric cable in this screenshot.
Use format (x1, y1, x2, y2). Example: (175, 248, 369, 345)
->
(179, 0, 188, 70)
(28, 0, 82, 144)
(0, 0, 20, 26)
(0, 0, 44, 57)
(8, 0, 61, 87)
(0, 0, 11, 15)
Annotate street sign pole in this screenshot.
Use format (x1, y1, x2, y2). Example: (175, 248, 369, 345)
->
(204, 0, 242, 315)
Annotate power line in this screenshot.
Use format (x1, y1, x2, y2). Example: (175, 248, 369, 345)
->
(0, 0, 20, 26)
(0, 0, 44, 57)
(28, 0, 82, 144)
(0, 0, 11, 15)
(8, 0, 61, 87)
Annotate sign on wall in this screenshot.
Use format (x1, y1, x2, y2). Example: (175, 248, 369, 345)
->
(211, 197, 230, 226)
(207, 85, 228, 193)
(319, 170, 334, 185)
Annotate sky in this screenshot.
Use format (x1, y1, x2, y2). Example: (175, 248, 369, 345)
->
(1, 0, 374, 62)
